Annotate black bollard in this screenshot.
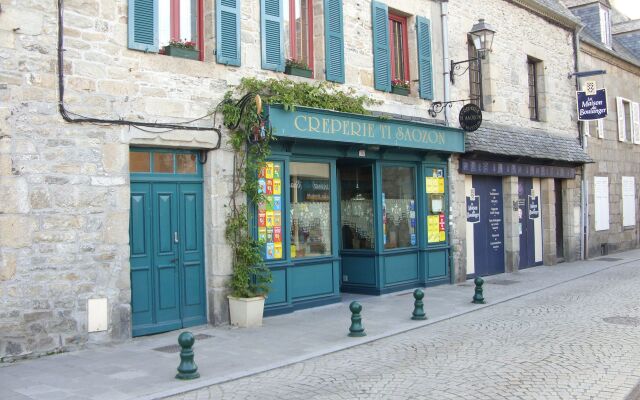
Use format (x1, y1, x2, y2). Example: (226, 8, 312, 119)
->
(411, 289, 427, 320)
(472, 276, 486, 304)
(176, 331, 200, 380)
(348, 301, 366, 337)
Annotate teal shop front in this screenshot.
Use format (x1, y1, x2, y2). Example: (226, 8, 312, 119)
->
(258, 106, 464, 316)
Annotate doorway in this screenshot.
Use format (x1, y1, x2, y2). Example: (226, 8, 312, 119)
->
(129, 149, 207, 337)
(518, 177, 540, 269)
(471, 175, 505, 276)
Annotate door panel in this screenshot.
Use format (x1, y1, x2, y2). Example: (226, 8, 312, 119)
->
(518, 178, 536, 269)
(472, 176, 505, 276)
(151, 183, 181, 331)
(130, 183, 153, 327)
(178, 183, 207, 326)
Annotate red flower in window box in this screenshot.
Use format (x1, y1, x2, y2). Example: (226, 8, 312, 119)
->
(391, 79, 410, 89)
(163, 39, 199, 60)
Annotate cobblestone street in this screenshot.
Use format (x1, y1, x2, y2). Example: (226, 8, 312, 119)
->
(171, 260, 640, 400)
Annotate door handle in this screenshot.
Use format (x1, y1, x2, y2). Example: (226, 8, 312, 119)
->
(174, 231, 179, 244)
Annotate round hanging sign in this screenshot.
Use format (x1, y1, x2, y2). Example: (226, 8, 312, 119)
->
(459, 103, 482, 132)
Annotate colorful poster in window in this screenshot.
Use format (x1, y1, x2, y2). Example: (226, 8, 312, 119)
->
(259, 161, 284, 260)
(439, 213, 446, 242)
(427, 215, 440, 243)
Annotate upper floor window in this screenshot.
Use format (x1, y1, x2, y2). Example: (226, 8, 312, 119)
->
(389, 13, 409, 84)
(600, 5, 612, 47)
(284, 0, 314, 74)
(617, 98, 640, 144)
(128, 0, 204, 61)
(527, 57, 539, 121)
(468, 41, 483, 109)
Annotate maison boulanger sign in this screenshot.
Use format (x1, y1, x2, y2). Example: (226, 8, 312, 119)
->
(577, 89, 607, 121)
(268, 105, 465, 153)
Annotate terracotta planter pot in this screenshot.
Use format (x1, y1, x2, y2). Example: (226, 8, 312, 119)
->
(228, 295, 265, 328)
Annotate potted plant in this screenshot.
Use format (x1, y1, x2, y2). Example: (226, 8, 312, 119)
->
(226, 203, 272, 328)
(285, 58, 313, 78)
(391, 79, 410, 96)
(162, 39, 199, 60)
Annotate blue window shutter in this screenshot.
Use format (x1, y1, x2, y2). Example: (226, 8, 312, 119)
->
(371, 1, 390, 92)
(416, 16, 433, 100)
(128, 0, 159, 53)
(261, 0, 284, 71)
(216, 0, 242, 66)
(324, 0, 345, 83)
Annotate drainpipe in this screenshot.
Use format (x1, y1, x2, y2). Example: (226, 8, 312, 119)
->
(573, 24, 587, 260)
(440, 0, 457, 283)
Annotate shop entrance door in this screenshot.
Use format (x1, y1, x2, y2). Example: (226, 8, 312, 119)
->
(471, 176, 505, 276)
(129, 149, 207, 337)
(518, 177, 537, 269)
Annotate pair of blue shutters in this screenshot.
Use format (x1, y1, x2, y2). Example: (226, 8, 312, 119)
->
(127, 0, 242, 65)
(371, 1, 433, 100)
(127, 0, 344, 81)
(260, 0, 345, 82)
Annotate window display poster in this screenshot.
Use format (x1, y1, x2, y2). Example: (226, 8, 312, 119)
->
(439, 213, 446, 242)
(426, 169, 445, 194)
(260, 162, 283, 260)
(427, 215, 440, 243)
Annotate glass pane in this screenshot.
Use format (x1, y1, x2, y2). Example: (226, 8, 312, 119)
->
(176, 153, 197, 174)
(340, 165, 375, 250)
(153, 153, 174, 173)
(290, 162, 331, 258)
(129, 152, 150, 172)
(382, 167, 416, 249)
(258, 162, 284, 260)
(283, 0, 291, 59)
(284, 0, 312, 68)
(159, 0, 171, 47)
(180, 0, 197, 44)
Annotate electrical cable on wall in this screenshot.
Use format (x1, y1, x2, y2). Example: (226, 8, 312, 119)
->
(56, 0, 222, 150)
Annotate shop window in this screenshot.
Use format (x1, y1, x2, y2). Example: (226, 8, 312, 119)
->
(425, 168, 446, 244)
(290, 162, 331, 258)
(128, 0, 204, 61)
(527, 57, 540, 121)
(341, 166, 375, 250)
(382, 166, 416, 249)
(389, 13, 409, 86)
(258, 162, 285, 260)
(284, 0, 314, 76)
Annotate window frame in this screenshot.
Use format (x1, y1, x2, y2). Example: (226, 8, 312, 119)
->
(468, 40, 483, 110)
(527, 57, 539, 121)
(388, 12, 410, 83)
(286, 0, 315, 73)
(381, 163, 418, 251)
(599, 5, 612, 47)
(160, 0, 205, 61)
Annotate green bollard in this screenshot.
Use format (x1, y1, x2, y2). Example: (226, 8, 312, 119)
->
(411, 289, 427, 320)
(472, 276, 486, 304)
(348, 301, 366, 337)
(176, 331, 200, 380)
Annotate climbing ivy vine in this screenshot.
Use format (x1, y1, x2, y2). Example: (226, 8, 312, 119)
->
(222, 77, 378, 298)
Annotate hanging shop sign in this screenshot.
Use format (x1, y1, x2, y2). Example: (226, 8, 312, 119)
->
(458, 103, 483, 132)
(466, 195, 480, 224)
(577, 89, 607, 121)
(269, 105, 465, 153)
(528, 195, 540, 219)
(459, 159, 576, 179)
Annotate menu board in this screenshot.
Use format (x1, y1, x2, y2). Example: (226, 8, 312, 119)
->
(258, 162, 283, 260)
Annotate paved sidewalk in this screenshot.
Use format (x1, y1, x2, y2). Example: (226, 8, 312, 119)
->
(2, 250, 640, 400)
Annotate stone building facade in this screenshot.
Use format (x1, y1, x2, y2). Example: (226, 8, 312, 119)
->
(446, 0, 590, 279)
(564, 0, 640, 257)
(0, 0, 448, 359)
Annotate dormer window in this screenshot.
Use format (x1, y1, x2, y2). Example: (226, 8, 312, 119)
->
(599, 5, 612, 47)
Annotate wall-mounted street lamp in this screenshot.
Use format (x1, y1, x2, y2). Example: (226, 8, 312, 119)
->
(450, 19, 496, 84)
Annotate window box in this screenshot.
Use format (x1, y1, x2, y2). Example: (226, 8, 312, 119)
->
(391, 86, 410, 96)
(163, 45, 200, 60)
(285, 65, 313, 79)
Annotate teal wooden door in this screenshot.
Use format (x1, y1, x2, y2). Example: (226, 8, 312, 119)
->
(129, 150, 206, 337)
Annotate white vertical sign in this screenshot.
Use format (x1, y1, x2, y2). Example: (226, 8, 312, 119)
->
(622, 176, 636, 227)
(594, 177, 609, 231)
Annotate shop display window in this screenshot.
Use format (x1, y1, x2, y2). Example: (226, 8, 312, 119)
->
(382, 166, 416, 249)
(340, 165, 375, 250)
(425, 167, 447, 243)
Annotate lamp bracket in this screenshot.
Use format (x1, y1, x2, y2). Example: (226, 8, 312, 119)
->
(428, 98, 479, 118)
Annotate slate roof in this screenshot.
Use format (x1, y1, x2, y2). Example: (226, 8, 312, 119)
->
(465, 122, 593, 164)
(533, 0, 584, 23)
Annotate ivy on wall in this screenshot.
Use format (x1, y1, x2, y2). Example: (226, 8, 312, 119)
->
(222, 77, 378, 298)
